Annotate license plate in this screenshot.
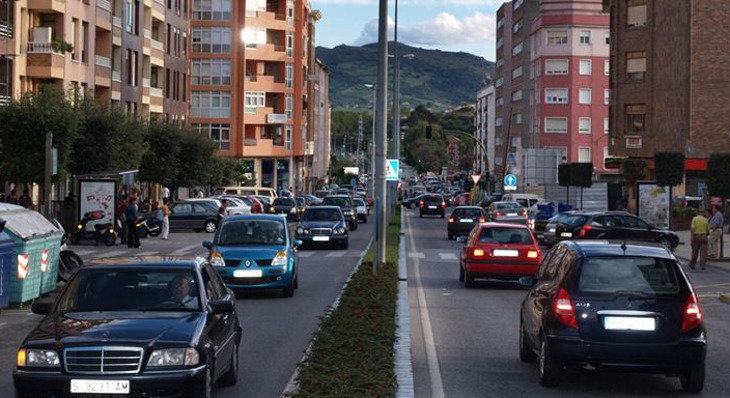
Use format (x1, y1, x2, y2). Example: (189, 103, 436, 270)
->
(604, 316, 656, 331)
(71, 380, 130, 394)
(492, 249, 519, 257)
(549, 228, 556, 233)
(561, 232, 572, 237)
(312, 236, 330, 242)
(428, 206, 437, 209)
(507, 213, 518, 216)
(460, 219, 473, 223)
(233, 270, 263, 278)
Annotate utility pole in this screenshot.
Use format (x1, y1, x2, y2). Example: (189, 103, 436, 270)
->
(374, 0, 389, 271)
(44, 132, 53, 216)
(389, 0, 400, 222)
(357, 115, 364, 174)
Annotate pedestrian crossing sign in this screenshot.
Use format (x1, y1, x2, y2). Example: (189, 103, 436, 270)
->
(386, 159, 400, 181)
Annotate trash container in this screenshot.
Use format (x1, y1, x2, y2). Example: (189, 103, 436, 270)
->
(0, 218, 14, 309)
(0, 204, 63, 305)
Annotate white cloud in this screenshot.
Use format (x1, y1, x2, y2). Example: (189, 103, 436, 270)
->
(354, 11, 496, 46)
(312, 0, 506, 6)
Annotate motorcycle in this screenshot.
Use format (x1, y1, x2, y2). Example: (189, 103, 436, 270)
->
(49, 218, 84, 283)
(69, 210, 117, 246)
(136, 212, 162, 239)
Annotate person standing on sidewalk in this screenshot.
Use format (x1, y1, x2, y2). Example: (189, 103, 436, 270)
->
(708, 205, 724, 259)
(689, 209, 710, 270)
(125, 195, 141, 249)
(161, 199, 170, 240)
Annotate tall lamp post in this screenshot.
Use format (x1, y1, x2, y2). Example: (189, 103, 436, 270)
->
(373, 0, 389, 271)
(364, 84, 376, 195)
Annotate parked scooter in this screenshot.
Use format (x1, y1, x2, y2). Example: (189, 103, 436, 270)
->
(49, 218, 84, 283)
(136, 212, 162, 239)
(69, 211, 117, 246)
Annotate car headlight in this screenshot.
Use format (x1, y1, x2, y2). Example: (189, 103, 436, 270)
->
(296, 227, 305, 235)
(271, 251, 287, 266)
(269, 206, 275, 212)
(290, 208, 297, 214)
(147, 348, 199, 367)
(17, 349, 60, 368)
(210, 252, 225, 267)
(335, 227, 346, 235)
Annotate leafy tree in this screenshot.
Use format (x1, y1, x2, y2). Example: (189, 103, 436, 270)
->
(654, 152, 685, 187)
(621, 158, 647, 187)
(707, 153, 730, 198)
(175, 129, 217, 188)
(410, 137, 445, 174)
(139, 119, 183, 188)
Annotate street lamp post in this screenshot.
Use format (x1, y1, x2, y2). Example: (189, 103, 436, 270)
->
(364, 84, 376, 196)
(374, 0, 389, 271)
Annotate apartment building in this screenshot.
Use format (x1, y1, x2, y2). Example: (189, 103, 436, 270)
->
(530, 0, 610, 174)
(474, 84, 495, 174)
(606, 0, 730, 195)
(494, 0, 539, 179)
(311, 58, 331, 182)
(190, 0, 316, 192)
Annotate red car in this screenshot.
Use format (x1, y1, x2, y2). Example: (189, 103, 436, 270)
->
(459, 223, 542, 287)
(454, 192, 470, 206)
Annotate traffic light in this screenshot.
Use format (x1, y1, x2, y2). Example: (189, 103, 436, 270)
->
(425, 125, 432, 139)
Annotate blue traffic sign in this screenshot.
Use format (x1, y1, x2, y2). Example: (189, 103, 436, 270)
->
(386, 159, 400, 182)
(504, 174, 517, 187)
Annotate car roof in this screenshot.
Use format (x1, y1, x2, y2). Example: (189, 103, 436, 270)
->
(479, 222, 531, 230)
(455, 206, 483, 210)
(224, 214, 287, 222)
(325, 195, 350, 198)
(85, 257, 207, 270)
(560, 240, 675, 260)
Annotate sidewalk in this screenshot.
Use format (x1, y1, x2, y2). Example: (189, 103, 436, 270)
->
(674, 229, 730, 270)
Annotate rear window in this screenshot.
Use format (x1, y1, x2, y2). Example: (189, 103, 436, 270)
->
(576, 257, 681, 296)
(423, 195, 443, 203)
(454, 208, 483, 218)
(479, 227, 534, 244)
(496, 202, 522, 210)
(274, 198, 296, 206)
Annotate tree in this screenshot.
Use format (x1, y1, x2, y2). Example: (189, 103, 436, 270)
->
(707, 153, 730, 198)
(410, 137, 446, 174)
(654, 152, 685, 187)
(139, 119, 183, 188)
(176, 129, 217, 189)
(621, 158, 647, 186)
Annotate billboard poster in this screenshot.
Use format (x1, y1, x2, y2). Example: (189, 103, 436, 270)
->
(79, 180, 117, 232)
(637, 182, 671, 230)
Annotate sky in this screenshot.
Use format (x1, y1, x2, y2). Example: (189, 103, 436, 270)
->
(310, 0, 507, 61)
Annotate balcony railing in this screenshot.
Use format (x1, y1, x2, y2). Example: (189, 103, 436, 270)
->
(267, 114, 287, 124)
(0, 23, 12, 38)
(244, 138, 257, 146)
(151, 39, 164, 51)
(0, 95, 11, 106)
(97, 0, 111, 11)
(95, 55, 111, 68)
(142, 78, 151, 87)
(27, 42, 58, 54)
(150, 87, 163, 97)
(144, 29, 152, 39)
(112, 70, 121, 82)
(113, 16, 122, 28)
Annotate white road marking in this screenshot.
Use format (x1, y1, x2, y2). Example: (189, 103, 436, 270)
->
(408, 252, 425, 259)
(0, 322, 6, 328)
(170, 243, 203, 256)
(438, 252, 458, 261)
(74, 250, 95, 256)
(297, 251, 314, 258)
(407, 215, 445, 398)
(325, 251, 346, 258)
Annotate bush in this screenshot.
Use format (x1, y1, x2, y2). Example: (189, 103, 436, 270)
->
(570, 163, 593, 188)
(621, 158, 647, 185)
(655, 152, 685, 187)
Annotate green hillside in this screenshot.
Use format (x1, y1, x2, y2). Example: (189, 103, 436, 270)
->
(316, 42, 495, 111)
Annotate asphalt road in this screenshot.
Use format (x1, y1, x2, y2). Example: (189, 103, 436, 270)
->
(0, 221, 375, 398)
(405, 207, 730, 397)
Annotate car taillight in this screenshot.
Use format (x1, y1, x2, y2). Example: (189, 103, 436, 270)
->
(478, 217, 486, 223)
(441, 201, 446, 207)
(419, 201, 425, 208)
(448, 217, 455, 223)
(471, 248, 486, 258)
(493, 211, 502, 217)
(682, 292, 702, 333)
(527, 249, 539, 259)
(552, 287, 578, 329)
(579, 225, 593, 238)
(520, 210, 527, 216)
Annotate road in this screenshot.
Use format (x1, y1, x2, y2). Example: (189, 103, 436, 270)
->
(405, 207, 730, 397)
(0, 221, 375, 398)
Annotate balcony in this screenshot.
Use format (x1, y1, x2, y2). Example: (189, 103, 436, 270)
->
(142, 77, 151, 87)
(267, 113, 287, 124)
(152, 0, 165, 21)
(95, 55, 111, 68)
(28, 0, 65, 13)
(26, 42, 65, 79)
(246, 43, 287, 62)
(150, 39, 164, 66)
(95, 55, 112, 87)
(0, 22, 12, 38)
(112, 16, 122, 44)
(246, 10, 289, 31)
(112, 70, 121, 82)
(96, 0, 112, 30)
(150, 87, 163, 97)
(245, 74, 287, 93)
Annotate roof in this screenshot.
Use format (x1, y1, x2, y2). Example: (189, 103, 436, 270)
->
(478, 222, 531, 229)
(85, 257, 206, 268)
(454, 206, 483, 210)
(561, 240, 675, 260)
(223, 214, 287, 222)
(306, 206, 341, 210)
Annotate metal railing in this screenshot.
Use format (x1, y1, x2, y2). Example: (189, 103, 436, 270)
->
(0, 23, 12, 38)
(150, 87, 163, 97)
(0, 95, 11, 106)
(151, 39, 164, 51)
(97, 0, 112, 11)
(142, 78, 151, 87)
(95, 55, 111, 68)
(27, 42, 57, 53)
(112, 71, 121, 82)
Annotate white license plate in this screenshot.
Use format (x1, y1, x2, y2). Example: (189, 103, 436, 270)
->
(561, 232, 573, 237)
(507, 213, 518, 216)
(71, 379, 130, 394)
(428, 206, 437, 209)
(233, 269, 263, 278)
(460, 219, 473, 223)
(312, 236, 330, 242)
(492, 249, 519, 257)
(604, 316, 656, 331)
(549, 228, 556, 233)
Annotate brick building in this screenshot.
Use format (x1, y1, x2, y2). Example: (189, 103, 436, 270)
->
(474, 84, 495, 174)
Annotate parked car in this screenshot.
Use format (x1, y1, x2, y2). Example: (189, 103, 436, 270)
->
(459, 222, 542, 286)
(419, 194, 446, 218)
(501, 193, 545, 209)
(204, 215, 299, 296)
(321, 195, 358, 230)
(447, 206, 486, 240)
(295, 206, 349, 249)
(223, 186, 277, 200)
(486, 201, 529, 225)
(169, 199, 220, 233)
(213, 197, 252, 216)
(352, 197, 368, 223)
(272, 197, 300, 221)
(519, 240, 705, 392)
(14, 258, 242, 397)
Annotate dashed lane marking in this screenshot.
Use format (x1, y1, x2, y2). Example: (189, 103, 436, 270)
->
(408, 252, 425, 259)
(438, 252, 458, 261)
(170, 243, 203, 256)
(297, 251, 314, 258)
(325, 251, 346, 258)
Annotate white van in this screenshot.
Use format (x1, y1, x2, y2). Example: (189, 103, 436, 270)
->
(501, 193, 544, 209)
(223, 186, 278, 200)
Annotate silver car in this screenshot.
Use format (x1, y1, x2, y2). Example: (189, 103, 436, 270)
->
(486, 201, 528, 225)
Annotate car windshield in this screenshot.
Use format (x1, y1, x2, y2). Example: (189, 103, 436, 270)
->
(274, 198, 296, 206)
(479, 227, 534, 244)
(303, 208, 342, 222)
(563, 215, 589, 226)
(353, 198, 366, 206)
(576, 257, 681, 296)
(496, 202, 523, 210)
(323, 197, 350, 207)
(216, 219, 286, 246)
(56, 269, 201, 313)
(454, 208, 483, 218)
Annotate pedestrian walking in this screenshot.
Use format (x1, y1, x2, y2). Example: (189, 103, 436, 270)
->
(125, 195, 141, 249)
(689, 209, 710, 270)
(708, 205, 724, 259)
(161, 199, 170, 240)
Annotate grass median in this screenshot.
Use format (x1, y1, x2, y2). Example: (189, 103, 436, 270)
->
(292, 211, 401, 397)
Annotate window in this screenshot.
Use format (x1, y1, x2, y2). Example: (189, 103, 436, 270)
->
(627, 0, 648, 27)
(496, 37, 503, 48)
(192, 59, 232, 85)
(626, 104, 646, 134)
(579, 59, 592, 75)
(604, 89, 610, 105)
(512, 42, 523, 56)
(513, 20, 522, 33)
(547, 30, 568, 45)
(285, 126, 292, 150)
(545, 117, 568, 133)
(193, 123, 231, 150)
(287, 1, 294, 25)
(580, 30, 591, 45)
(497, 18, 504, 29)
(496, 117, 504, 127)
(511, 90, 522, 102)
(124, 0, 137, 34)
(495, 78, 503, 88)
(545, 59, 568, 75)
(513, 0, 524, 10)
(285, 63, 294, 88)
(496, 97, 504, 107)
(244, 91, 266, 113)
(545, 88, 568, 104)
(515, 113, 523, 124)
(191, 91, 231, 118)
(579, 117, 592, 134)
(604, 117, 609, 134)
(626, 51, 646, 81)
(286, 33, 294, 57)
(512, 66, 523, 79)
(496, 58, 504, 68)
(604, 59, 610, 75)
(285, 93, 293, 119)
(193, 0, 232, 20)
(605, 33, 611, 45)
(192, 27, 232, 53)
(578, 147, 592, 163)
(579, 88, 592, 104)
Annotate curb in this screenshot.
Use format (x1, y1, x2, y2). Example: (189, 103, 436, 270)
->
(395, 210, 415, 398)
(281, 237, 374, 397)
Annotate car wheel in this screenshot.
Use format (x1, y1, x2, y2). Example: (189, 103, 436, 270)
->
(283, 279, 295, 297)
(149, 229, 161, 237)
(680, 361, 705, 393)
(519, 320, 537, 363)
(219, 342, 239, 387)
(538, 337, 561, 387)
(363, 217, 367, 224)
(190, 365, 213, 398)
(351, 222, 358, 231)
(137, 228, 148, 239)
(464, 270, 476, 288)
(204, 220, 217, 233)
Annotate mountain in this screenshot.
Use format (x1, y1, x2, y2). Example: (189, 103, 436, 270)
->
(316, 42, 495, 111)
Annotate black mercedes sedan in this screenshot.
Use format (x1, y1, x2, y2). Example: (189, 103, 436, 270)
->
(295, 206, 349, 249)
(14, 258, 242, 398)
(272, 197, 300, 221)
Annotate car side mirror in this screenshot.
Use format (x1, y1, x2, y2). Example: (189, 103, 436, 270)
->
(209, 299, 235, 314)
(293, 240, 303, 248)
(518, 276, 535, 288)
(32, 300, 53, 315)
(202, 241, 213, 250)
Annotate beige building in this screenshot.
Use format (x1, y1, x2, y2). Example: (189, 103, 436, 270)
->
(311, 58, 331, 181)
